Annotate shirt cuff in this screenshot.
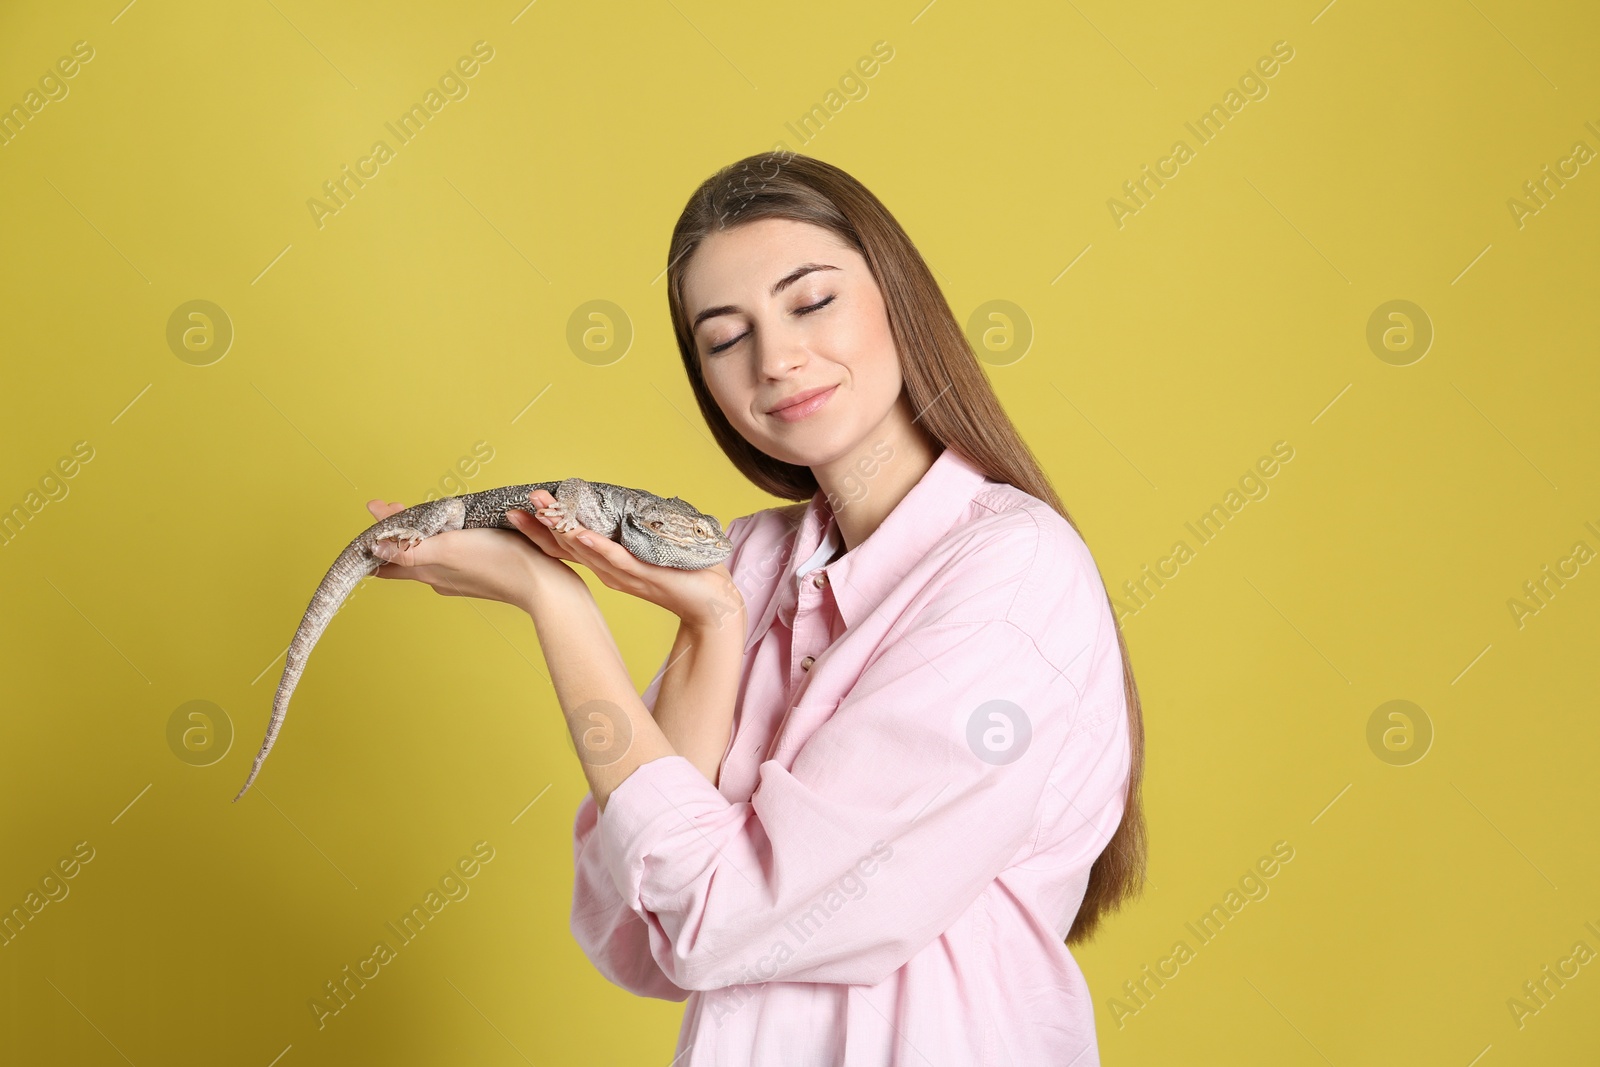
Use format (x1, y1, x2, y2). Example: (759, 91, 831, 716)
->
(596, 755, 730, 910)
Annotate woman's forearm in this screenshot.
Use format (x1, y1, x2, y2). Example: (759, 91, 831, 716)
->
(649, 611, 747, 786)
(525, 575, 679, 815)
(523, 571, 745, 812)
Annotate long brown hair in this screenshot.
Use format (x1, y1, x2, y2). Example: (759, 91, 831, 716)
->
(662, 150, 1147, 947)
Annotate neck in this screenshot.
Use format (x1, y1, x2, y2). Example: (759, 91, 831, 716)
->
(812, 395, 940, 552)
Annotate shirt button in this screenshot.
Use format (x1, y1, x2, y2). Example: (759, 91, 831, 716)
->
(812, 571, 828, 588)
(801, 655, 815, 671)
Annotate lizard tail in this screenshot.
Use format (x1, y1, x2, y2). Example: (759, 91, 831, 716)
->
(232, 536, 379, 802)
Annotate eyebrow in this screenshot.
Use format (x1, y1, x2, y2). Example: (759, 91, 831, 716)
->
(691, 263, 840, 331)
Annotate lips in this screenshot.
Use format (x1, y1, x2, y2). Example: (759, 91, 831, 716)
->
(767, 384, 836, 414)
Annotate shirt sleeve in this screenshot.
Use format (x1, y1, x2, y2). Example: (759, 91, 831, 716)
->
(570, 652, 694, 1000)
(567, 512, 756, 1001)
(594, 566, 1127, 991)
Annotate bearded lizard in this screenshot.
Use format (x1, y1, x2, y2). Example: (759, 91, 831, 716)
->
(232, 478, 732, 802)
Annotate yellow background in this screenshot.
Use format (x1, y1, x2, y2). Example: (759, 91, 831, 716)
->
(2, 0, 1596, 1063)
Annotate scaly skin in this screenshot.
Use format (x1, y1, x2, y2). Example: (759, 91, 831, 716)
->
(231, 478, 732, 802)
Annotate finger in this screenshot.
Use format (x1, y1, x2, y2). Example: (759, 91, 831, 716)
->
(520, 500, 590, 558)
(507, 509, 570, 560)
(524, 489, 584, 536)
(533, 507, 595, 555)
(529, 489, 576, 524)
(564, 524, 637, 574)
(524, 491, 560, 527)
(373, 560, 444, 593)
(505, 509, 538, 543)
(370, 553, 420, 579)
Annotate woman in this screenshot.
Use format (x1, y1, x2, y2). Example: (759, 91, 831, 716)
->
(365, 151, 1147, 1065)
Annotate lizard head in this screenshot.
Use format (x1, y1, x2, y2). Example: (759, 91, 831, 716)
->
(629, 495, 734, 570)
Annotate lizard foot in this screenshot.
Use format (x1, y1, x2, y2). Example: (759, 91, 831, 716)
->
(536, 501, 582, 534)
(372, 527, 427, 555)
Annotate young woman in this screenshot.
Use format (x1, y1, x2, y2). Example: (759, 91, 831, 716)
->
(365, 151, 1147, 1065)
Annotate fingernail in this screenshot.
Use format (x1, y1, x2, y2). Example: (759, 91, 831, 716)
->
(372, 543, 393, 559)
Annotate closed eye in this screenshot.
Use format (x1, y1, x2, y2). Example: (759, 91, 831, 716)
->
(708, 295, 835, 355)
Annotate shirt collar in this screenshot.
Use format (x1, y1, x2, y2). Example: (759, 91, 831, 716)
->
(746, 446, 991, 652)
(797, 521, 845, 578)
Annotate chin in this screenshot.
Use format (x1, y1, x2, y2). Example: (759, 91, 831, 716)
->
(767, 427, 863, 469)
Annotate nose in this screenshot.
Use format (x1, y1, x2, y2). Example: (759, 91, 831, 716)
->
(754, 322, 808, 382)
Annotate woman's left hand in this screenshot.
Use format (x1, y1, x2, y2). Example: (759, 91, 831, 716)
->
(517, 489, 745, 633)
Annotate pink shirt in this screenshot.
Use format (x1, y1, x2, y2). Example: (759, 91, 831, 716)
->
(570, 445, 1132, 1065)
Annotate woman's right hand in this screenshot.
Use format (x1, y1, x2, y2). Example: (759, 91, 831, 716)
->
(363, 497, 586, 610)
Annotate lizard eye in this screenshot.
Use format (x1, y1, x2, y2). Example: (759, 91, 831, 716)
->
(650, 520, 663, 529)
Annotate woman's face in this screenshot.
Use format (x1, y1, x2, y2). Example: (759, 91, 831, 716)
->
(681, 217, 904, 468)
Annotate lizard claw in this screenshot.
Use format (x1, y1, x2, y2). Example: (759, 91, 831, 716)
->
(537, 502, 582, 534)
(373, 528, 426, 556)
